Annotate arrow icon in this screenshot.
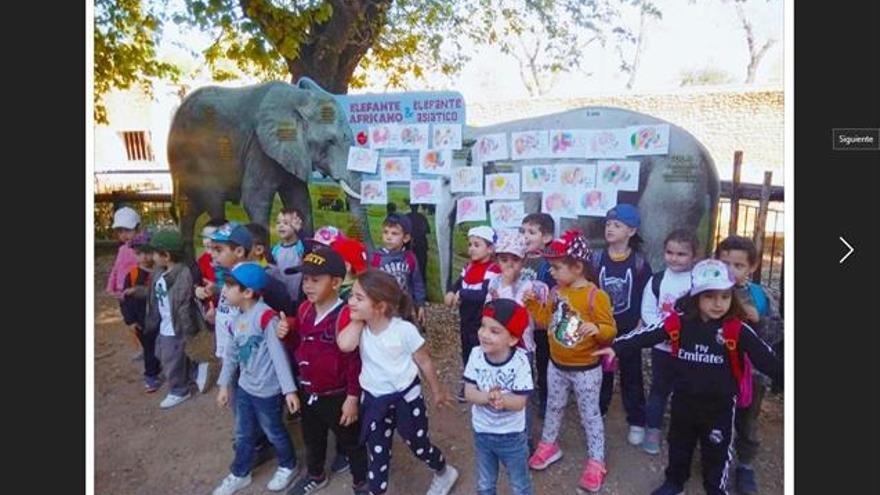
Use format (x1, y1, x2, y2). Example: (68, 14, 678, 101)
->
(839, 236, 854, 264)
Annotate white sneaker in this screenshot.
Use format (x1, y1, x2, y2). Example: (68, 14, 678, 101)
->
(426, 465, 459, 495)
(628, 425, 646, 446)
(212, 473, 252, 495)
(267, 466, 298, 491)
(196, 362, 210, 393)
(159, 392, 191, 409)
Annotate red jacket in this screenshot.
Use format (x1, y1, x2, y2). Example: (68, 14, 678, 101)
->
(282, 300, 361, 397)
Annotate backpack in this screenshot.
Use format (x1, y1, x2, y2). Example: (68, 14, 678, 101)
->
(663, 312, 753, 407)
(650, 270, 665, 299)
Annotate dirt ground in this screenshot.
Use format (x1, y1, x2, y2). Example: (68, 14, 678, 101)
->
(94, 254, 783, 495)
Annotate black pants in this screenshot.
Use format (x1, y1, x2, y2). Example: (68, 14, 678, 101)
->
(135, 326, 161, 379)
(414, 244, 428, 284)
(534, 329, 550, 409)
(599, 348, 646, 426)
(665, 393, 736, 495)
(734, 377, 768, 464)
(299, 392, 368, 484)
(459, 302, 482, 367)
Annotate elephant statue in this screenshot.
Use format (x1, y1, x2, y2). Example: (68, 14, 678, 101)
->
(168, 78, 366, 257)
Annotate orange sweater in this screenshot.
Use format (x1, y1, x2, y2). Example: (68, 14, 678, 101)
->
(525, 283, 617, 370)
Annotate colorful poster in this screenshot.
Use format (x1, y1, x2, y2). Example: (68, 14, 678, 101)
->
(450, 166, 483, 193)
(576, 187, 618, 217)
(380, 156, 412, 182)
(432, 123, 462, 150)
(584, 128, 629, 159)
(550, 129, 589, 158)
(597, 160, 640, 191)
(368, 124, 400, 150)
(346, 147, 379, 174)
(410, 178, 442, 204)
(558, 163, 597, 189)
(489, 201, 526, 229)
(456, 196, 487, 224)
(626, 124, 670, 156)
(398, 123, 430, 149)
(541, 190, 576, 218)
(419, 149, 453, 175)
(521, 165, 559, 192)
(485, 173, 521, 200)
(360, 180, 387, 205)
(511, 130, 550, 160)
(473, 133, 509, 163)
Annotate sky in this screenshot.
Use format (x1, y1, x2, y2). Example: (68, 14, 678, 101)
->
(156, 0, 784, 102)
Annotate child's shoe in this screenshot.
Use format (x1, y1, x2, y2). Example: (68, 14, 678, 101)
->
(528, 441, 563, 470)
(212, 473, 252, 495)
(288, 474, 329, 495)
(426, 464, 459, 495)
(650, 480, 684, 495)
(330, 452, 350, 475)
(627, 425, 646, 446)
(266, 465, 298, 491)
(642, 427, 662, 455)
(578, 459, 607, 493)
(143, 376, 162, 394)
(159, 392, 191, 409)
(352, 480, 370, 495)
(735, 465, 758, 494)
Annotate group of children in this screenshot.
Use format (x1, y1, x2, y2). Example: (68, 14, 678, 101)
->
(106, 200, 782, 495)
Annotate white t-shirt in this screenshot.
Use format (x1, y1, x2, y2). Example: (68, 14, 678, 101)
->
(359, 317, 425, 396)
(640, 268, 692, 352)
(463, 347, 534, 434)
(154, 276, 175, 337)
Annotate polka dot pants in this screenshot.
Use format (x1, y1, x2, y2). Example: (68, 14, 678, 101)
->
(364, 393, 446, 494)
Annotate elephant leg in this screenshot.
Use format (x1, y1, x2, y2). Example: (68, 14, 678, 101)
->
(177, 191, 204, 263)
(241, 144, 283, 229)
(278, 176, 313, 239)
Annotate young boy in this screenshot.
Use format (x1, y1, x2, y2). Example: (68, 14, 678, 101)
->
(445, 225, 501, 401)
(716, 235, 783, 495)
(520, 213, 557, 416)
(371, 213, 427, 325)
(198, 219, 228, 288)
(213, 263, 300, 495)
(464, 299, 535, 495)
(144, 228, 202, 409)
(273, 208, 306, 304)
(275, 247, 370, 495)
(121, 231, 162, 393)
(106, 206, 142, 301)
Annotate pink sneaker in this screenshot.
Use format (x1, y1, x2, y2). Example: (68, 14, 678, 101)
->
(579, 459, 607, 493)
(528, 442, 563, 470)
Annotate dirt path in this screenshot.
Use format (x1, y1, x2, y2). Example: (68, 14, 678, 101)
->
(94, 255, 783, 494)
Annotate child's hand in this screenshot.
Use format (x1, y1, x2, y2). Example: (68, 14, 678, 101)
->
(416, 307, 427, 327)
(578, 322, 600, 338)
(122, 287, 136, 297)
(743, 304, 760, 323)
(204, 301, 216, 325)
(276, 312, 290, 339)
(592, 347, 616, 360)
(487, 386, 504, 410)
(522, 288, 536, 304)
(339, 395, 359, 426)
(443, 292, 456, 307)
(217, 387, 229, 408)
(431, 387, 456, 410)
(285, 393, 300, 414)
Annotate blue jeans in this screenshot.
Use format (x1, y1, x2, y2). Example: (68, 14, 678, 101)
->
(231, 386, 297, 477)
(474, 431, 533, 495)
(646, 348, 675, 429)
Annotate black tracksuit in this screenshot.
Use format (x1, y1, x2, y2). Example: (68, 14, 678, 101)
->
(612, 315, 781, 494)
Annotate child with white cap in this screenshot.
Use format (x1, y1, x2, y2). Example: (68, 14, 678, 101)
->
(106, 206, 142, 300)
(594, 259, 781, 495)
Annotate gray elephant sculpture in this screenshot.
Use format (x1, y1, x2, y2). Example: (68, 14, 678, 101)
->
(168, 79, 365, 256)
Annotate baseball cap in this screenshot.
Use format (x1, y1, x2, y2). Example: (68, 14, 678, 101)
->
(494, 230, 527, 259)
(148, 228, 184, 253)
(299, 247, 347, 278)
(542, 229, 592, 263)
(112, 207, 140, 230)
(130, 231, 153, 251)
(310, 225, 344, 247)
(467, 225, 497, 245)
(606, 203, 641, 228)
(230, 262, 269, 291)
(210, 222, 253, 251)
(482, 299, 530, 345)
(384, 213, 412, 235)
(690, 259, 735, 296)
(331, 237, 368, 275)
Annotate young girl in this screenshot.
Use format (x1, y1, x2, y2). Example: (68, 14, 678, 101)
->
(523, 230, 616, 493)
(338, 270, 459, 495)
(591, 203, 653, 445)
(639, 229, 700, 454)
(594, 260, 781, 495)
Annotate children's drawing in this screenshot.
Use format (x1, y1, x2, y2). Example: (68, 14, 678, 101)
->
(360, 180, 387, 205)
(450, 166, 483, 193)
(419, 148, 452, 176)
(489, 201, 526, 229)
(399, 124, 430, 149)
(597, 160, 640, 191)
(432, 124, 462, 150)
(542, 190, 576, 218)
(473, 133, 509, 163)
(456, 196, 487, 224)
(550, 129, 589, 158)
(584, 128, 629, 158)
(485, 173, 521, 200)
(511, 130, 550, 160)
(369, 125, 400, 149)
(576, 187, 618, 217)
(380, 156, 412, 182)
(558, 163, 597, 188)
(521, 165, 559, 192)
(346, 147, 379, 174)
(626, 124, 670, 156)
(410, 179, 442, 204)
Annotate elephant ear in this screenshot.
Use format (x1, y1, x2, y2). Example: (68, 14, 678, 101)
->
(255, 84, 319, 181)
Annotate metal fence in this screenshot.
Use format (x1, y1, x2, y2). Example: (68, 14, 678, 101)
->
(713, 198, 784, 294)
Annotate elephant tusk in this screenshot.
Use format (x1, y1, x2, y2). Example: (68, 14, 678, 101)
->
(339, 180, 362, 200)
